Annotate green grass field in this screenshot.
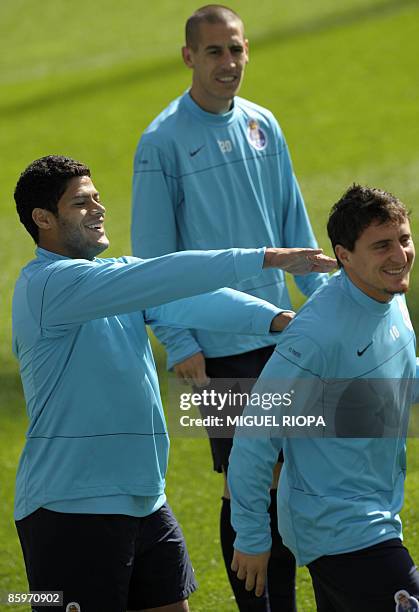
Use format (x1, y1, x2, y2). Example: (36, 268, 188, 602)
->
(1, 0, 419, 609)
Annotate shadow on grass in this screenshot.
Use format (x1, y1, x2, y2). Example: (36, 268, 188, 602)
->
(1, 0, 417, 117)
(256, 0, 418, 51)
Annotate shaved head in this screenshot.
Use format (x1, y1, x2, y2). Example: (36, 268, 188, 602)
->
(185, 4, 244, 50)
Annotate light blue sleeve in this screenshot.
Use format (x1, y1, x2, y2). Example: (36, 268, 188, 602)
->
(145, 288, 285, 337)
(229, 422, 282, 554)
(34, 249, 265, 329)
(276, 130, 328, 298)
(131, 142, 179, 258)
(228, 332, 326, 555)
(414, 357, 419, 403)
(131, 141, 202, 368)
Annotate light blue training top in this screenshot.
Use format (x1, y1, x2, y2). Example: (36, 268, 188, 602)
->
(229, 270, 417, 566)
(132, 92, 326, 367)
(12, 246, 282, 520)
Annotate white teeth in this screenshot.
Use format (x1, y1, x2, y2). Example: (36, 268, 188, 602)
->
(218, 76, 235, 82)
(384, 268, 404, 275)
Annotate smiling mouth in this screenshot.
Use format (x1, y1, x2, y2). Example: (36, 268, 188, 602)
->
(382, 266, 407, 276)
(216, 75, 237, 83)
(85, 223, 105, 235)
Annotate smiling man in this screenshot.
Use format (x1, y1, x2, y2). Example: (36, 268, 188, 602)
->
(131, 6, 327, 609)
(228, 185, 419, 612)
(11, 155, 335, 612)
(30, 174, 109, 258)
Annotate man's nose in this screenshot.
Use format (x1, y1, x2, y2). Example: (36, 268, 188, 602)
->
(392, 242, 409, 263)
(90, 200, 105, 214)
(223, 50, 237, 66)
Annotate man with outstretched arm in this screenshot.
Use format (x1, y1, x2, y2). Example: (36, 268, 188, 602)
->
(12, 155, 335, 612)
(229, 185, 419, 612)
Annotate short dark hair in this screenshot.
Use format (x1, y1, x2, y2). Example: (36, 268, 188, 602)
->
(327, 184, 409, 267)
(14, 155, 91, 243)
(185, 4, 243, 50)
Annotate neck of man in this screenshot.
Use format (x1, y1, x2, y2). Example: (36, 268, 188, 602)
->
(344, 267, 393, 304)
(188, 89, 233, 115)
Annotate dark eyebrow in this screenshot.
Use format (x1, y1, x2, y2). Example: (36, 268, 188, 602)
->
(71, 191, 100, 200)
(205, 44, 223, 51)
(370, 239, 391, 248)
(205, 42, 244, 52)
(370, 233, 411, 248)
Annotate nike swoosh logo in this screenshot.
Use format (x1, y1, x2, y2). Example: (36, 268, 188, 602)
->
(357, 340, 373, 357)
(190, 145, 205, 157)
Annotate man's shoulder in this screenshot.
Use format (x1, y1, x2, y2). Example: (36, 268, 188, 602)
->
(235, 97, 279, 126)
(271, 274, 353, 374)
(18, 254, 129, 286)
(16, 255, 63, 284)
(289, 273, 350, 336)
(234, 97, 285, 147)
(141, 94, 187, 145)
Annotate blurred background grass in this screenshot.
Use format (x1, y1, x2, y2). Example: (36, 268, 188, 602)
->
(1, 0, 419, 609)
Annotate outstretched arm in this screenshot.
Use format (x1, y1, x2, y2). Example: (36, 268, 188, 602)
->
(153, 247, 335, 383)
(145, 288, 294, 339)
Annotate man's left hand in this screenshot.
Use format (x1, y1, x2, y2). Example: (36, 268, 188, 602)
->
(231, 549, 271, 597)
(264, 247, 336, 274)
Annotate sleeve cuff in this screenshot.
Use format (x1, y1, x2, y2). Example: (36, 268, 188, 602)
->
(233, 248, 265, 283)
(167, 341, 202, 370)
(251, 303, 282, 335)
(234, 530, 272, 556)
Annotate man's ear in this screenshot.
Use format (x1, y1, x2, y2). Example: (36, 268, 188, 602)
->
(334, 244, 351, 267)
(32, 208, 55, 231)
(244, 38, 249, 64)
(182, 45, 194, 68)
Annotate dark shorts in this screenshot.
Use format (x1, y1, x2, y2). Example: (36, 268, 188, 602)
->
(16, 503, 197, 612)
(201, 345, 279, 472)
(308, 538, 419, 612)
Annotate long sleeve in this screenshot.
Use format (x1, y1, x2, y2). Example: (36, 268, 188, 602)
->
(132, 141, 201, 367)
(277, 134, 327, 298)
(132, 143, 179, 258)
(145, 288, 284, 337)
(413, 357, 419, 404)
(229, 425, 282, 554)
(228, 333, 326, 555)
(32, 249, 265, 330)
